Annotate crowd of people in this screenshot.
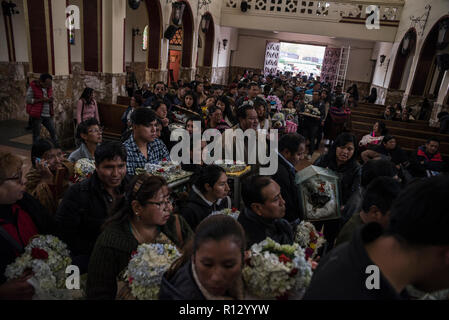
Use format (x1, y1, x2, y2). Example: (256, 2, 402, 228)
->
(1, 70, 448, 300)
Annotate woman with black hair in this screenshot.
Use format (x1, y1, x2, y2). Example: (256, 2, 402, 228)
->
(86, 174, 193, 300)
(25, 139, 73, 215)
(194, 81, 207, 106)
(179, 165, 232, 231)
(181, 91, 200, 115)
(359, 121, 388, 149)
(313, 133, 362, 249)
(364, 87, 377, 104)
(160, 214, 246, 300)
(346, 84, 359, 102)
(77, 87, 100, 124)
(216, 95, 236, 127)
(152, 100, 172, 150)
(68, 118, 103, 162)
(206, 106, 230, 133)
(314, 133, 361, 206)
(361, 135, 409, 169)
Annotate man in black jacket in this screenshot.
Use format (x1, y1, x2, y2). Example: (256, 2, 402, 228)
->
(304, 175, 449, 300)
(271, 133, 306, 222)
(55, 142, 129, 273)
(238, 175, 295, 248)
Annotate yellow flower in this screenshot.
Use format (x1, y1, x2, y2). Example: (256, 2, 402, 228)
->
(310, 243, 316, 250)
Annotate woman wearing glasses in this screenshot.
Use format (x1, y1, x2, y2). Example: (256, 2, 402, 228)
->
(0, 152, 55, 300)
(86, 174, 193, 300)
(68, 118, 103, 162)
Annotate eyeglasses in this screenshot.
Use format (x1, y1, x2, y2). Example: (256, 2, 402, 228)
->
(145, 199, 173, 208)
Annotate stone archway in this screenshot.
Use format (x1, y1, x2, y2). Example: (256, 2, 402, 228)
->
(145, 0, 163, 70)
(196, 12, 215, 82)
(411, 16, 449, 97)
(390, 28, 417, 91)
(179, 0, 194, 81)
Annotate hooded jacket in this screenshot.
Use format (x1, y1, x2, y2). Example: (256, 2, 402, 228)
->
(180, 185, 231, 231)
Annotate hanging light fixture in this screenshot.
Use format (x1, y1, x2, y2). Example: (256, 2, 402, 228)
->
(437, 19, 449, 50)
(172, 1, 186, 26)
(128, 0, 141, 10)
(201, 13, 211, 33)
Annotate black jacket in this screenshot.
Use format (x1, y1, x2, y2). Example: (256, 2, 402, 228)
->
(303, 223, 409, 300)
(55, 172, 130, 272)
(0, 193, 55, 284)
(314, 154, 361, 205)
(271, 155, 303, 222)
(439, 114, 449, 134)
(159, 260, 205, 300)
(237, 208, 295, 248)
(180, 187, 231, 232)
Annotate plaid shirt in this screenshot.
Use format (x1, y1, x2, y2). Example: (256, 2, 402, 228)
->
(123, 134, 170, 175)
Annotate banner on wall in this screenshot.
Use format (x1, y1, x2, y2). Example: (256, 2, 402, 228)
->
(321, 47, 341, 86)
(264, 41, 280, 76)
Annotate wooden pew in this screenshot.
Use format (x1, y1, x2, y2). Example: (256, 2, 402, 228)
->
(117, 96, 131, 106)
(351, 121, 449, 143)
(350, 114, 439, 132)
(353, 128, 449, 158)
(97, 102, 127, 140)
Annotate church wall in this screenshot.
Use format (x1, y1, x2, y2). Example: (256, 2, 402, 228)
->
(125, 1, 148, 64)
(68, 0, 82, 63)
(0, 62, 29, 121)
(0, 10, 9, 61)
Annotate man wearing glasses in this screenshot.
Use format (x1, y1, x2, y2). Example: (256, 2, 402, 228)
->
(68, 118, 103, 162)
(237, 175, 295, 248)
(123, 108, 170, 176)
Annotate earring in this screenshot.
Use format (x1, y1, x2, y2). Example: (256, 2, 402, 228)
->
(135, 212, 141, 220)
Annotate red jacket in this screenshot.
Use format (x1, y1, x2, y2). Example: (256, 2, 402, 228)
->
(26, 81, 54, 118)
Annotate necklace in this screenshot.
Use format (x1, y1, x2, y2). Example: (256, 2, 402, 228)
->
(130, 220, 157, 244)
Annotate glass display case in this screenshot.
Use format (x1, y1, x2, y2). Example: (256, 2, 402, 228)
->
(295, 165, 341, 221)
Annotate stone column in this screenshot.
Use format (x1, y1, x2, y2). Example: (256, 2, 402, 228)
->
(101, 0, 126, 103)
(145, 68, 168, 85)
(180, 67, 195, 82)
(430, 70, 449, 127)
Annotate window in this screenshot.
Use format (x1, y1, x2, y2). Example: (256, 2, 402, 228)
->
(169, 28, 183, 46)
(142, 25, 149, 51)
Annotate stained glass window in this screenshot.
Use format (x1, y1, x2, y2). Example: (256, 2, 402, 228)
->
(142, 25, 149, 51)
(169, 28, 183, 46)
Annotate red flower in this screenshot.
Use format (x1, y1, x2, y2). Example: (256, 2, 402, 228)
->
(289, 268, 298, 277)
(231, 207, 237, 212)
(128, 276, 134, 284)
(131, 251, 138, 257)
(278, 254, 291, 264)
(157, 168, 165, 173)
(31, 247, 49, 260)
(305, 248, 314, 260)
(162, 158, 167, 162)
